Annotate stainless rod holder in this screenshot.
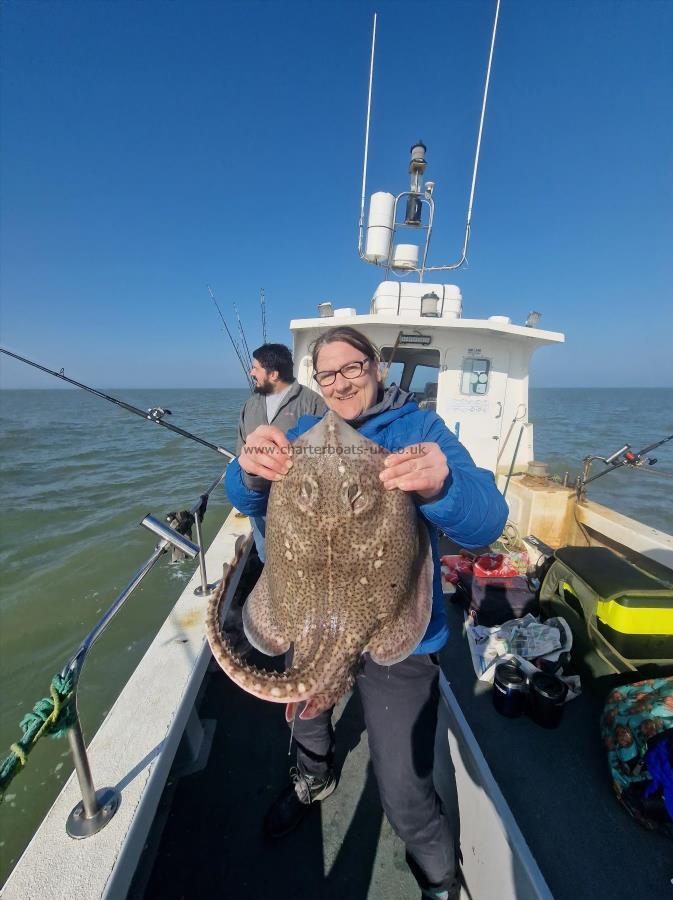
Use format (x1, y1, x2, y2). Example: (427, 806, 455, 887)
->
(605, 444, 630, 465)
(141, 514, 200, 557)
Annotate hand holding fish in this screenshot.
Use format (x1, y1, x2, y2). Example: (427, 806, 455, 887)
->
(380, 442, 449, 500)
(239, 425, 293, 481)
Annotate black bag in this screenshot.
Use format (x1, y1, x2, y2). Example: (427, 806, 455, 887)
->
(457, 572, 539, 627)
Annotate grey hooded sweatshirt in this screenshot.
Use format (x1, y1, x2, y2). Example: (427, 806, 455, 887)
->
(237, 381, 326, 493)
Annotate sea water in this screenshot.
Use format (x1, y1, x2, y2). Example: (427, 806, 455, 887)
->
(0, 386, 671, 881)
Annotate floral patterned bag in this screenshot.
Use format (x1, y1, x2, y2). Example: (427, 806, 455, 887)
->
(601, 676, 673, 837)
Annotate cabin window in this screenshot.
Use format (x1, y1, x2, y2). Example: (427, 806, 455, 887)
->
(409, 364, 440, 396)
(380, 347, 440, 407)
(384, 361, 406, 387)
(460, 357, 490, 395)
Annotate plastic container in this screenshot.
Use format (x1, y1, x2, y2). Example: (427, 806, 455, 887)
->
(529, 672, 568, 728)
(492, 660, 529, 718)
(392, 243, 419, 270)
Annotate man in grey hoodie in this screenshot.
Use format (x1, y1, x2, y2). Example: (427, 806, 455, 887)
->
(236, 343, 325, 561)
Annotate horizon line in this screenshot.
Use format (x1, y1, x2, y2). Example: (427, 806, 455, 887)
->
(2, 385, 672, 391)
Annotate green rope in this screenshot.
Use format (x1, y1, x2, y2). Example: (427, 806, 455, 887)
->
(0, 672, 76, 802)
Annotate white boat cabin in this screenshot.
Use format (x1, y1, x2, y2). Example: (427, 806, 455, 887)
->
(292, 280, 564, 474)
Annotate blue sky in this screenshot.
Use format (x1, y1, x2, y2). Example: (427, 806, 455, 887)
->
(1, 0, 671, 389)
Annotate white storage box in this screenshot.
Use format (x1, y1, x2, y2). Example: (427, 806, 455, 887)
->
(371, 281, 462, 318)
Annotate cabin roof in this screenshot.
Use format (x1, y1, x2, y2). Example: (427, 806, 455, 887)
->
(290, 315, 565, 346)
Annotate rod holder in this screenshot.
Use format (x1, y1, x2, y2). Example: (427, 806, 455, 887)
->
(605, 444, 629, 465)
(141, 514, 200, 558)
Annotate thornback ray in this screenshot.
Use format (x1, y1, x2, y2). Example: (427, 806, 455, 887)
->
(206, 410, 434, 718)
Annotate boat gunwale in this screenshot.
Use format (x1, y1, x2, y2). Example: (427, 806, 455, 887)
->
(1, 511, 252, 900)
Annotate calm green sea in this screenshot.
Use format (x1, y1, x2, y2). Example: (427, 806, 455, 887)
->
(0, 387, 672, 880)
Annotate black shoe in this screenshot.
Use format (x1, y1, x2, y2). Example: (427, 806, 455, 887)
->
(263, 767, 337, 838)
(420, 872, 461, 900)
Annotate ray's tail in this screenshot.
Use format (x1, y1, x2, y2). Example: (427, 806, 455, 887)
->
(205, 543, 315, 706)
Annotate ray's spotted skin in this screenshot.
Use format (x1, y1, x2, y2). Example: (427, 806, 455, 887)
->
(206, 411, 434, 720)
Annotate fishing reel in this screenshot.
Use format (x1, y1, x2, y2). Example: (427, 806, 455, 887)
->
(577, 434, 672, 499)
(164, 493, 209, 563)
(618, 447, 659, 468)
(147, 407, 171, 421)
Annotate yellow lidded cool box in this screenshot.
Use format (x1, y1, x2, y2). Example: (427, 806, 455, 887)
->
(540, 546, 673, 675)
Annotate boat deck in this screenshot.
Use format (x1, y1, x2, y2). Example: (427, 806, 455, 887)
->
(134, 553, 673, 900)
(439, 601, 672, 900)
(135, 663, 419, 900)
(131, 553, 419, 900)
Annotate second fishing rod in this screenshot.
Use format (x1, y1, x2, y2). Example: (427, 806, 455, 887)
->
(208, 285, 254, 391)
(0, 348, 236, 460)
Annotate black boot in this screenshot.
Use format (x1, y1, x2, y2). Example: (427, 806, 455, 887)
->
(263, 767, 337, 838)
(420, 870, 462, 900)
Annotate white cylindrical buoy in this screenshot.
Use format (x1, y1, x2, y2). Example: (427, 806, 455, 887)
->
(365, 192, 395, 262)
(392, 243, 419, 270)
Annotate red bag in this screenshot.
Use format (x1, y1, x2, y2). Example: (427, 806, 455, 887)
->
(473, 553, 519, 579)
(441, 554, 474, 588)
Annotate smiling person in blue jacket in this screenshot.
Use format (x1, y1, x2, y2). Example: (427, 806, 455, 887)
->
(224, 325, 508, 900)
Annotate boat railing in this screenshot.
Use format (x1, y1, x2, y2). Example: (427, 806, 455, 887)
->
(52, 470, 226, 838)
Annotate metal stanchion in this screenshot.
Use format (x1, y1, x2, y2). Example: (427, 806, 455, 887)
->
(193, 512, 215, 597)
(59, 469, 229, 837)
(66, 717, 120, 839)
(63, 517, 199, 838)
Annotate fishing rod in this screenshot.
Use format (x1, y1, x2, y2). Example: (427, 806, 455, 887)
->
(207, 286, 254, 390)
(0, 348, 236, 460)
(381, 331, 402, 386)
(233, 301, 253, 371)
(260, 288, 268, 344)
(578, 433, 673, 495)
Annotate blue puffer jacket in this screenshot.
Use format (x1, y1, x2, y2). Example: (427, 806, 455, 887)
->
(225, 397, 508, 654)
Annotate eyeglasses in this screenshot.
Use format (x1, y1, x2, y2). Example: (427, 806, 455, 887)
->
(314, 358, 371, 387)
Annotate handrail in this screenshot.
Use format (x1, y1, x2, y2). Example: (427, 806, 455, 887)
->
(55, 470, 226, 838)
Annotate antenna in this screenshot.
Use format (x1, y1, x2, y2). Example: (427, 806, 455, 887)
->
(357, 13, 377, 261)
(425, 0, 501, 272)
(356, 0, 502, 277)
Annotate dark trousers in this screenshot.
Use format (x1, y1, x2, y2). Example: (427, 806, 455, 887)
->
(292, 653, 456, 892)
